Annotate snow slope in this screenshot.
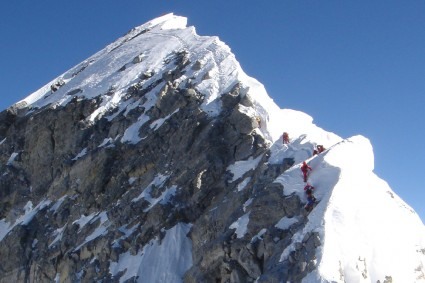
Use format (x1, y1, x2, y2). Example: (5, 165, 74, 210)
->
(11, 13, 425, 282)
(274, 136, 425, 282)
(17, 13, 325, 146)
(109, 223, 192, 283)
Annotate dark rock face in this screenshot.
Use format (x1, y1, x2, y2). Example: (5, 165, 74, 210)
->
(0, 37, 318, 283)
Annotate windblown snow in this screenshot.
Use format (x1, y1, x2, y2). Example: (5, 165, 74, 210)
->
(5, 13, 425, 282)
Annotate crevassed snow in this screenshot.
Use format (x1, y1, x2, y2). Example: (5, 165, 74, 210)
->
(109, 223, 192, 283)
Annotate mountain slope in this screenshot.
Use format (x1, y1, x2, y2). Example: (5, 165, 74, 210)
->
(0, 13, 424, 283)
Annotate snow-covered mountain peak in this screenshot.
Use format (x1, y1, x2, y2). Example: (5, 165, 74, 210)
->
(143, 13, 188, 31)
(17, 14, 240, 119)
(15, 13, 303, 145)
(1, 14, 424, 283)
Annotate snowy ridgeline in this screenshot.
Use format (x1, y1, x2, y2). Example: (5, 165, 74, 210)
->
(2, 13, 424, 282)
(18, 14, 272, 140)
(227, 134, 425, 282)
(16, 12, 335, 147)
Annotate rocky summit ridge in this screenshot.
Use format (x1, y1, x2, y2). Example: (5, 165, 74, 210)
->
(0, 14, 424, 283)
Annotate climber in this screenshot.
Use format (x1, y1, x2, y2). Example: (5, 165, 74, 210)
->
(282, 132, 290, 144)
(313, 145, 326, 155)
(317, 145, 325, 153)
(304, 194, 317, 212)
(301, 161, 312, 182)
(304, 183, 314, 196)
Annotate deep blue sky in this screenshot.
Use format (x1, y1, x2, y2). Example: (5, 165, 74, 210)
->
(1, 1, 424, 223)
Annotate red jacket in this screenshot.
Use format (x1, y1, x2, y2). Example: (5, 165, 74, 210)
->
(301, 163, 312, 173)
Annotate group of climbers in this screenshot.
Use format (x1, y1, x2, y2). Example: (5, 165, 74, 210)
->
(281, 131, 327, 212)
(301, 160, 316, 212)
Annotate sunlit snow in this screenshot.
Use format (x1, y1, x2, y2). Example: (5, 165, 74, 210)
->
(272, 135, 425, 282)
(6, 13, 425, 283)
(109, 223, 192, 283)
(227, 155, 263, 182)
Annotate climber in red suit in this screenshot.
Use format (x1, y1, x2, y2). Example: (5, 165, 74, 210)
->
(301, 161, 312, 182)
(282, 132, 290, 144)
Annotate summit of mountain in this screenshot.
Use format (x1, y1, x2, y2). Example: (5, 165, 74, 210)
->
(0, 14, 424, 283)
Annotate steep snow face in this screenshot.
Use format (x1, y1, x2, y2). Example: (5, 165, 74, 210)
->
(17, 13, 332, 145)
(268, 109, 342, 166)
(274, 135, 425, 282)
(314, 136, 425, 282)
(109, 223, 192, 283)
(17, 13, 278, 143)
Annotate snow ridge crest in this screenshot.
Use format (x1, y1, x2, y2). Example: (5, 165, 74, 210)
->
(0, 14, 424, 283)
